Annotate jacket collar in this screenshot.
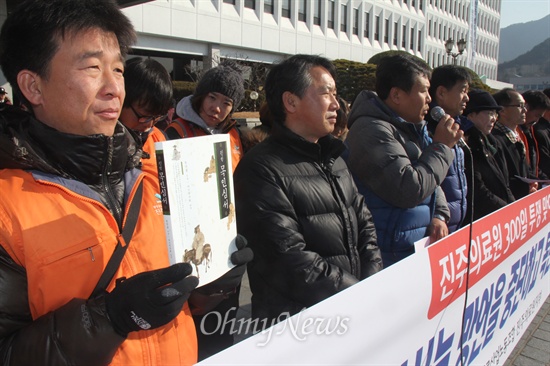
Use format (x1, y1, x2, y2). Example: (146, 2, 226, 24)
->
(0, 105, 141, 186)
(270, 122, 345, 164)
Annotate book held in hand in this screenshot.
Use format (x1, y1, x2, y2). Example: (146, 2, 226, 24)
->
(155, 134, 237, 286)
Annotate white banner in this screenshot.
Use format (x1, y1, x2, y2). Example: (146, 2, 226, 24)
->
(199, 186, 550, 365)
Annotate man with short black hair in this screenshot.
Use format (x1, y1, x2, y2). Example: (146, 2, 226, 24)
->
(426, 65, 470, 232)
(346, 54, 462, 266)
(118, 57, 172, 177)
(234, 54, 382, 323)
(0, 1, 200, 364)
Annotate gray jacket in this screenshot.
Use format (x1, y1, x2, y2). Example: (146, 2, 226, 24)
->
(345, 91, 453, 263)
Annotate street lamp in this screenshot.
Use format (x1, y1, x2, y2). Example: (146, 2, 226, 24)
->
(445, 38, 467, 65)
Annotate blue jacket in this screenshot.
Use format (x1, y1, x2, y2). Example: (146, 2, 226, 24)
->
(346, 91, 454, 267)
(427, 108, 468, 232)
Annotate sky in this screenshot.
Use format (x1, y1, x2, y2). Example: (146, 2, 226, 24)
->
(500, 0, 550, 28)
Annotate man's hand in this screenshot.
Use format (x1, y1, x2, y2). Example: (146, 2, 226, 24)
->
(529, 182, 538, 193)
(104, 263, 198, 336)
(432, 114, 464, 149)
(427, 217, 449, 243)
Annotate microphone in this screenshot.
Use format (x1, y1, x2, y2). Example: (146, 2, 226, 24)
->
(430, 105, 446, 122)
(430, 106, 466, 148)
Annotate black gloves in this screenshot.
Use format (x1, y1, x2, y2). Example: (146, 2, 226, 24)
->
(189, 234, 253, 315)
(104, 263, 199, 337)
(231, 234, 254, 266)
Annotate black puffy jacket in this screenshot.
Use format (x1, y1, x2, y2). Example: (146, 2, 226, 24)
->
(234, 124, 382, 323)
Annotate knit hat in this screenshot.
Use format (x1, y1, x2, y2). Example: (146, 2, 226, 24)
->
(195, 60, 245, 109)
(464, 89, 503, 116)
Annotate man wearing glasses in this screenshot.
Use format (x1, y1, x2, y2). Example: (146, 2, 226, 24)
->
(491, 88, 538, 199)
(118, 57, 170, 176)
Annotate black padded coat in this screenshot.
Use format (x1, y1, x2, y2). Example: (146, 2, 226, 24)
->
(234, 123, 382, 323)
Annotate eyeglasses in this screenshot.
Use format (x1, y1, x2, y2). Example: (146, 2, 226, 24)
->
(130, 105, 167, 125)
(482, 110, 498, 119)
(503, 104, 526, 109)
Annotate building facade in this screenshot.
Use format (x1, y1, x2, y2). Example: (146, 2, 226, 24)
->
(122, 0, 501, 81)
(0, 0, 503, 89)
(510, 76, 550, 92)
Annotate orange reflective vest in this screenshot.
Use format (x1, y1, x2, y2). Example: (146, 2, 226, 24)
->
(141, 126, 167, 177)
(0, 168, 197, 365)
(165, 117, 243, 172)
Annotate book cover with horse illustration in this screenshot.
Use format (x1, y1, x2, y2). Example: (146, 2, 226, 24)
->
(155, 134, 237, 286)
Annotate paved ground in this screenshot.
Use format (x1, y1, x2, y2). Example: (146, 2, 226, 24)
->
(235, 271, 550, 365)
(503, 294, 550, 366)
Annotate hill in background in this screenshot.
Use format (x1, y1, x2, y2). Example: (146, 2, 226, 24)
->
(498, 37, 550, 82)
(499, 14, 550, 63)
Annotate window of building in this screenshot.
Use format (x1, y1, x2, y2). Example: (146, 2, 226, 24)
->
(298, 0, 306, 22)
(364, 12, 370, 38)
(244, 0, 255, 10)
(375, 15, 380, 41)
(341, 4, 348, 32)
(384, 18, 389, 43)
(223, 0, 235, 4)
(282, 0, 291, 18)
(428, 19, 432, 36)
(313, 0, 321, 25)
(417, 29, 422, 51)
(402, 25, 406, 47)
(393, 22, 398, 45)
(410, 27, 414, 49)
(264, 0, 273, 14)
(328, 0, 335, 29)
(353, 8, 359, 35)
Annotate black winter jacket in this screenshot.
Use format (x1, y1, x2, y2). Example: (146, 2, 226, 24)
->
(234, 123, 382, 323)
(534, 117, 550, 177)
(491, 122, 535, 199)
(463, 126, 516, 224)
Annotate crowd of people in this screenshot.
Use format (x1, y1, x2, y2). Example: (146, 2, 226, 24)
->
(0, 0, 549, 365)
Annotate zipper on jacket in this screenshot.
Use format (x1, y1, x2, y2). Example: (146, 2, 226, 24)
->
(321, 161, 360, 278)
(101, 136, 123, 228)
(88, 247, 96, 262)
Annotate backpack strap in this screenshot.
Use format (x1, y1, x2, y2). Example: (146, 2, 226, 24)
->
(89, 180, 144, 298)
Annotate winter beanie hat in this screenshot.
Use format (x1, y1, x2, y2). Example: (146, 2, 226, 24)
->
(195, 60, 245, 109)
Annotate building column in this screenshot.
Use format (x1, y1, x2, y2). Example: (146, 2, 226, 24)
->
(204, 44, 221, 71)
